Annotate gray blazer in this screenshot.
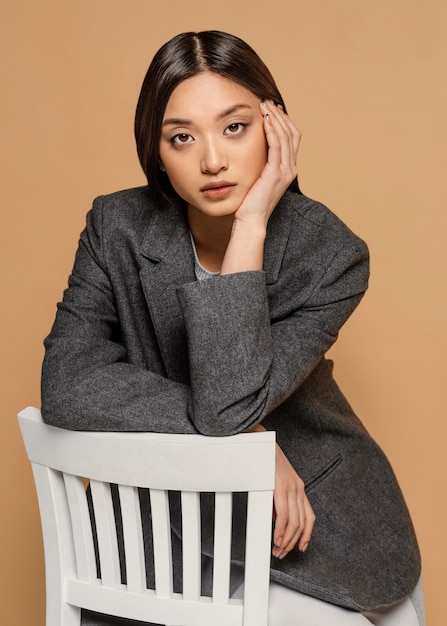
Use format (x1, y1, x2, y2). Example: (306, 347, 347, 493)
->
(41, 187, 420, 614)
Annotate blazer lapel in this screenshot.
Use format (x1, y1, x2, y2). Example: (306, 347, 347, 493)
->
(139, 205, 195, 385)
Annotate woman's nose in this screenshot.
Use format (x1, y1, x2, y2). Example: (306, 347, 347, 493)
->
(200, 138, 228, 174)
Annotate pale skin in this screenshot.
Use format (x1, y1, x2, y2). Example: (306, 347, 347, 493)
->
(159, 71, 315, 559)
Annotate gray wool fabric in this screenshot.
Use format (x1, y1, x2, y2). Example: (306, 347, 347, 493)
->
(41, 187, 421, 623)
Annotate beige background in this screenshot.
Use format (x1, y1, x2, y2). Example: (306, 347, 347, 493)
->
(1, 0, 445, 624)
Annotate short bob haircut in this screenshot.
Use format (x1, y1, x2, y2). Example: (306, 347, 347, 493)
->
(135, 30, 301, 207)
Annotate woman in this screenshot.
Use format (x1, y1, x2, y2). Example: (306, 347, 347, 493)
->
(41, 31, 424, 625)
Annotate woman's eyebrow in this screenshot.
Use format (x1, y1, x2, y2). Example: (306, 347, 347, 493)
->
(162, 103, 253, 127)
(217, 103, 252, 119)
(162, 117, 191, 127)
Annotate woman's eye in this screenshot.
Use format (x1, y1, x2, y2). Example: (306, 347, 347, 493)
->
(171, 133, 193, 145)
(224, 123, 245, 135)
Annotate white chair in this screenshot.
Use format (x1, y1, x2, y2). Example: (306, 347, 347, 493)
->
(18, 406, 275, 626)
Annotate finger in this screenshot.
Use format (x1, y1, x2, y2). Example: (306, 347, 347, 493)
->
(281, 490, 305, 553)
(260, 101, 282, 171)
(265, 101, 301, 166)
(262, 101, 292, 156)
(263, 118, 295, 185)
(272, 485, 302, 558)
(263, 101, 295, 145)
(275, 488, 305, 558)
(262, 101, 298, 178)
(284, 492, 316, 555)
(272, 489, 289, 555)
(276, 104, 301, 148)
(298, 496, 316, 553)
(273, 489, 315, 559)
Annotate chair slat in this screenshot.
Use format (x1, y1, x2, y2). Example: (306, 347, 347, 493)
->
(31, 463, 81, 626)
(118, 484, 146, 593)
(181, 491, 201, 601)
(149, 488, 173, 598)
(212, 492, 233, 603)
(63, 473, 97, 582)
(89, 480, 121, 588)
(241, 491, 273, 626)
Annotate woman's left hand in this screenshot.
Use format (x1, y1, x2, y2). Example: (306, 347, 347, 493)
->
(233, 100, 301, 228)
(220, 101, 301, 275)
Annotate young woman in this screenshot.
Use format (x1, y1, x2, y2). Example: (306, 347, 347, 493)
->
(41, 31, 424, 625)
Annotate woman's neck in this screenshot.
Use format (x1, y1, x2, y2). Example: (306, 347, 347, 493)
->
(187, 207, 234, 272)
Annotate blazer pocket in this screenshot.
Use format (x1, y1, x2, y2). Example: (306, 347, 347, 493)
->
(304, 454, 343, 493)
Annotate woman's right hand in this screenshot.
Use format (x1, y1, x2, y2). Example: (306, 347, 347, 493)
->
(249, 424, 315, 558)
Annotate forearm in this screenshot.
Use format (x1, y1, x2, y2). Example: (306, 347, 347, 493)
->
(177, 235, 369, 436)
(41, 355, 197, 433)
(177, 271, 273, 435)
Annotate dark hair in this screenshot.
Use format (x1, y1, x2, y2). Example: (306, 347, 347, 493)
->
(135, 30, 301, 206)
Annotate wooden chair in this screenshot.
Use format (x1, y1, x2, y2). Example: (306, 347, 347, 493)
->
(18, 406, 275, 626)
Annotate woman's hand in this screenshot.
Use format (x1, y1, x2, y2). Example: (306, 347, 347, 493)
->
(249, 424, 315, 558)
(272, 442, 315, 559)
(233, 100, 301, 228)
(220, 102, 301, 275)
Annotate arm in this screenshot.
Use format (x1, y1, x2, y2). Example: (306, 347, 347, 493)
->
(179, 98, 369, 436)
(179, 103, 367, 559)
(41, 101, 301, 433)
(186, 102, 367, 560)
(41, 200, 197, 434)
(179, 247, 367, 558)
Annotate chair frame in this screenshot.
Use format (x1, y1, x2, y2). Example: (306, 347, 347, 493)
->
(18, 406, 275, 626)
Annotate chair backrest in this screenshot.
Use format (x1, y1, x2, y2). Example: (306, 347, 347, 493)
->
(18, 406, 275, 626)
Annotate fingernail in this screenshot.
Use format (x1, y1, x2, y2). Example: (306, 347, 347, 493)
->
(299, 543, 309, 553)
(261, 99, 266, 106)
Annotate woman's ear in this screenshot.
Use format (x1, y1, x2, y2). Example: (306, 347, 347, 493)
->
(159, 159, 166, 172)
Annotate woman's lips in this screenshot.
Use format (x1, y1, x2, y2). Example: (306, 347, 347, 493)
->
(200, 182, 236, 199)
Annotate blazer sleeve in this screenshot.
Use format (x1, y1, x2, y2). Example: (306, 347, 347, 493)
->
(176, 235, 369, 436)
(41, 202, 198, 434)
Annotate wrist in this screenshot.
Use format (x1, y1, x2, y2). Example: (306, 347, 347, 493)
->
(248, 423, 267, 433)
(220, 218, 266, 275)
(232, 214, 267, 238)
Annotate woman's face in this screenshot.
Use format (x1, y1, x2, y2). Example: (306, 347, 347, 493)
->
(159, 71, 267, 218)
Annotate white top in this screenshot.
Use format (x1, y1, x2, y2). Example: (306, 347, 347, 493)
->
(189, 232, 220, 281)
